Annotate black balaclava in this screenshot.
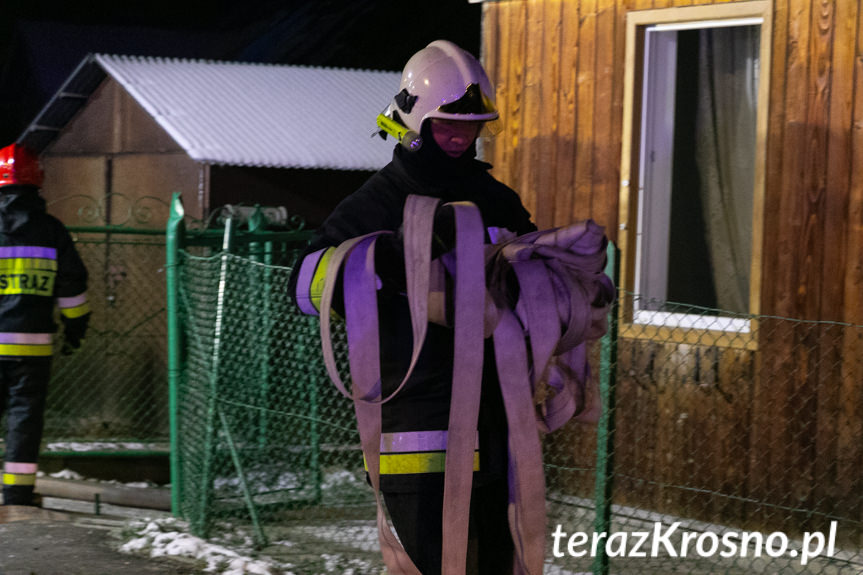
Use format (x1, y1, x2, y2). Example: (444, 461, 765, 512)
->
(397, 121, 481, 184)
(0, 185, 45, 233)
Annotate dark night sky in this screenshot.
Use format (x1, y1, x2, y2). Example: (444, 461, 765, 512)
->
(0, 0, 482, 145)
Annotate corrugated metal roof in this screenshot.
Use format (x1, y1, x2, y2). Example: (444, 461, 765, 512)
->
(21, 54, 401, 171)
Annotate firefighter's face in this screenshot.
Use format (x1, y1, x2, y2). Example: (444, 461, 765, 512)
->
(429, 119, 483, 158)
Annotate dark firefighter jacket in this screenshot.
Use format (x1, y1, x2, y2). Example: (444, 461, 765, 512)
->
(289, 141, 536, 492)
(0, 186, 90, 358)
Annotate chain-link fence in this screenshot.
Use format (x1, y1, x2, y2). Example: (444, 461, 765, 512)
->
(0, 227, 170, 459)
(580, 294, 863, 575)
(170, 222, 863, 574)
(44, 231, 169, 447)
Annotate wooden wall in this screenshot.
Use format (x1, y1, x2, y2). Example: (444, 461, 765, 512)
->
(481, 0, 863, 326)
(481, 0, 863, 542)
(44, 78, 201, 224)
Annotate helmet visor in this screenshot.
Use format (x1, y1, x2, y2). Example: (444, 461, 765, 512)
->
(435, 83, 500, 137)
(438, 83, 497, 116)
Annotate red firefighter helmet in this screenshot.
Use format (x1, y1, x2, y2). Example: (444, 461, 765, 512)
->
(0, 143, 43, 189)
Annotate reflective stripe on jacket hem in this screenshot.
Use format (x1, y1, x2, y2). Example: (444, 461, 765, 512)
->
(2, 472, 36, 486)
(0, 332, 53, 356)
(366, 430, 480, 474)
(0, 332, 52, 344)
(368, 451, 481, 475)
(0, 344, 53, 356)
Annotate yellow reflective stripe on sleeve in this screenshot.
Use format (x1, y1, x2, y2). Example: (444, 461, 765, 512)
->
(57, 292, 88, 307)
(0, 343, 53, 356)
(308, 247, 334, 313)
(365, 451, 480, 475)
(296, 247, 337, 316)
(2, 472, 36, 486)
(60, 302, 91, 319)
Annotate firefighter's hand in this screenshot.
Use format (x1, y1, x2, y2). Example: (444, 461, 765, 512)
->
(61, 313, 90, 354)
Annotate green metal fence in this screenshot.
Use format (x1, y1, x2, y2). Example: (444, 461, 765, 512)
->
(168, 199, 863, 574)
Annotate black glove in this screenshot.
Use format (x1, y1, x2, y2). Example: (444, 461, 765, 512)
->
(374, 233, 407, 294)
(486, 252, 520, 310)
(61, 313, 91, 353)
(431, 204, 456, 259)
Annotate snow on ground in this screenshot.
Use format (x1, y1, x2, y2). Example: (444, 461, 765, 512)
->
(40, 467, 385, 574)
(118, 516, 383, 575)
(40, 467, 161, 489)
(120, 517, 288, 575)
(38, 466, 593, 574)
(43, 441, 169, 452)
(117, 515, 590, 575)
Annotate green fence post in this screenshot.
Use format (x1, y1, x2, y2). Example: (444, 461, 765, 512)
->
(308, 330, 322, 505)
(247, 207, 271, 448)
(592, 242, 619, 575)
(198, 217, 236, 537)
(218, 409, 269, 548)
(166, 192, 185, 517)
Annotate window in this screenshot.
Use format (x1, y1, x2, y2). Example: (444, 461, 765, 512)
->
(619, 2, 771, 345)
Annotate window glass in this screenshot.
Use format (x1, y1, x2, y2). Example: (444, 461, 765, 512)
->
(633, 20, 760, 331)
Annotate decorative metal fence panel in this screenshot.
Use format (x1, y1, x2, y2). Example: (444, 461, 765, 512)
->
(0, 192, 172, 457)
(170, 213, 863, 574)
(43, 232, 169, 448)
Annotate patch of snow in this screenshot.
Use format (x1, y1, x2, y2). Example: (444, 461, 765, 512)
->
(289, 522, 380, 554)
(45, 468, 86, 480)
(41, 465, 385, 573)
(37, 468, 163, 489)
(214, 470, 302, 493)
(117, 515, 391, 575)
(121, 481, 155, 489)
(44, 441, 169, 452)
(120, 518, 297, 575)
(320, 469, 361, 490)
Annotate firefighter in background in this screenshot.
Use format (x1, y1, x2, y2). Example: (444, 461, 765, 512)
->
(0, 143, 90, 506)
(290, 40, 536, 573)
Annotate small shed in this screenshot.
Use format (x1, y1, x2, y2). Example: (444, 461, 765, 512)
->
(14, 55, 400, 444)
(19, 54, 401, 227)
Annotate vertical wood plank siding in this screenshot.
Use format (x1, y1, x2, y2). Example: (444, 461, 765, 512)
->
(481, 0, 862, 324)
(482, 0, 863, 541)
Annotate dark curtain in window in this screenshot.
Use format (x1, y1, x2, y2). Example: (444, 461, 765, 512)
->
(695, 25, 759, 314)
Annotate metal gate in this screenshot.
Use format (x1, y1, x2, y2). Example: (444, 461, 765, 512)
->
(0, 194, 172, 459)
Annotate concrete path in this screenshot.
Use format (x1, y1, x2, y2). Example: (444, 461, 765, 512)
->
(0, 504, 196, 575)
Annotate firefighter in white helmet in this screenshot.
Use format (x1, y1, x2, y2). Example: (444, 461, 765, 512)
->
(291, 40, 536, 574)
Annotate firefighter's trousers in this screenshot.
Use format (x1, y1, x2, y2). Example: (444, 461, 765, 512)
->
(1, 358, 51, 506)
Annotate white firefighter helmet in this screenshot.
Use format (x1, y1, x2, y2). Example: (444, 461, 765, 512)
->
(390, 40, 499, 136)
